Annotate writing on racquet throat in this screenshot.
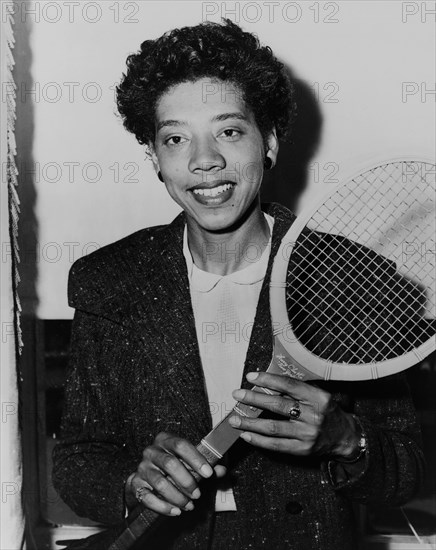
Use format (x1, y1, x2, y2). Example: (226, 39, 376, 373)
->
(267, 337, 319, 381)
(274, 352, 306, 380)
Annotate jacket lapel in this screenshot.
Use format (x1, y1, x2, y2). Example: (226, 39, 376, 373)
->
(124, 204, 295, 440)
(131, 213, 213, 440)
(241, 204, 296, 388)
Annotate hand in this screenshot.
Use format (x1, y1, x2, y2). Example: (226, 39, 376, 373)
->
(229, 372, 359, 459)
(125, 432, 226, 517)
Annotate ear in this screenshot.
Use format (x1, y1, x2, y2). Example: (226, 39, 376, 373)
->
(265, 128, 279, 167)
(147, 142, 161, 175)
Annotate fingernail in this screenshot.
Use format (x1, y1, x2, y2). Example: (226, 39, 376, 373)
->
(184, 501, 194, 511)
(246, 372, 258, 381)
(229, 416, 241, 428)
(191, 488, 201, 499)
(240, 432, 252, 442)
(200, 463, 213, 477)
(232, 389, 245, 400)
(170, 508, 181, 516)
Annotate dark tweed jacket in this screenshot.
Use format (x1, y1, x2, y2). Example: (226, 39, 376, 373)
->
(52, 203, 425, 550)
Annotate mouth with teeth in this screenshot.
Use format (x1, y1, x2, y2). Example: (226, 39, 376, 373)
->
(192, 183, 233, 197)
(190, 181, 236, 205)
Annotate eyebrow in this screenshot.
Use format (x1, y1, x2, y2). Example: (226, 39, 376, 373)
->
(156, 112, 249, 132)
(215, 112, 249, 123)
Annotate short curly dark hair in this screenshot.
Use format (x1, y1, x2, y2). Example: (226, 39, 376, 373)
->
(116, 19, 296, 150)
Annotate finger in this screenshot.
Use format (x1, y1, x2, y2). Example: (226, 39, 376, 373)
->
(132, 474, 193, 514)
(139, 461, 198, 507)
(232, 388, 299, 418)
(238, 431, 313, 456)
(158, 452, 201, 498)
(156, 433, 214, 479)
(135, 486, 183, 517)
(229, 415, 318, 441)
(246, 372, 330, 409)
(135, 478, 153, 491)
(146, 435, 213, 499)
(229, 415, 296, 437)
(214, 465, 227, 478)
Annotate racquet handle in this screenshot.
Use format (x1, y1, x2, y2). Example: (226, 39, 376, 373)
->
(108, 357, 290, 550)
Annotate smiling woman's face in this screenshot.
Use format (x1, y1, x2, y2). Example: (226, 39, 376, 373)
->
(150, 78, 277, 233)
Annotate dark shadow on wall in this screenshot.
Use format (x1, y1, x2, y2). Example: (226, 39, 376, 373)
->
(261, 69, 323, 215)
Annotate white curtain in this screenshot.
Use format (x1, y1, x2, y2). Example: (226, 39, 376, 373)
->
(1, 2, 25, 548)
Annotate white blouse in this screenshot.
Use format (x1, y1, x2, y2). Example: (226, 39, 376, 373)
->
(183, 214, 274, 511)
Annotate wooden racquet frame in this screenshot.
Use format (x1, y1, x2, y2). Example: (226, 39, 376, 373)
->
(270, 157, 436, 381)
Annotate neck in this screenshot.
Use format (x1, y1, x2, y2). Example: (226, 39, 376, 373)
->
(186, 201, 271, 275)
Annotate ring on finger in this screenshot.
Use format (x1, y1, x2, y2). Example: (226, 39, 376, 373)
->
(136, 484, 152, 504)
(287, 401, 301, 420)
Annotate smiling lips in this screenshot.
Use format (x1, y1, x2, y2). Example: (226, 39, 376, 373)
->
(190, 181, 236, 205)
(192, 182, 234, 197)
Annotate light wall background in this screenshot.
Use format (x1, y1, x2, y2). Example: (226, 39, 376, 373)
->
(14, 0, 435, 318)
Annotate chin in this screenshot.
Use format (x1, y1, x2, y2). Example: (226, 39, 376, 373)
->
(193, 211, 240, 233)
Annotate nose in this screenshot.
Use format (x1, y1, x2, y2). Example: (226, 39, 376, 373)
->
(188, 139, 226, 174)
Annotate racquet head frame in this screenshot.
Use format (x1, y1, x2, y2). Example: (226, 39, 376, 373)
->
(270, 158, 436, 381)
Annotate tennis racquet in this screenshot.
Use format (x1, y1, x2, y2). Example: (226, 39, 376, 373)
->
(68, 159, 435, 550)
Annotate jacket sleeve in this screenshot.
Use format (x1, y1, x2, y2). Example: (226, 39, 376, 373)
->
(324, 373, 426, 507)
(52, 308, 141, 524)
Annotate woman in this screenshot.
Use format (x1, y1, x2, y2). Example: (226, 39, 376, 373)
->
(52, 19, 425, 549)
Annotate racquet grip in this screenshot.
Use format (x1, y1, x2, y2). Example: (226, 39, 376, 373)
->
(108, 505, 164, 550)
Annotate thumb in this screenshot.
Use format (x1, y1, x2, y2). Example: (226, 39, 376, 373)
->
(213, 465, 227, 478)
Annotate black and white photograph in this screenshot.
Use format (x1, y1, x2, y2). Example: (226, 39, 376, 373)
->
(1, 1, 435, 549)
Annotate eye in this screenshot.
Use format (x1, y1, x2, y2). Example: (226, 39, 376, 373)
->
(165, 135, 187, 146)
(220, 128, 242, 139)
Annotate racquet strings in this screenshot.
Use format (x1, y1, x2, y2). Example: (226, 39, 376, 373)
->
(285, 161, 435, 365)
